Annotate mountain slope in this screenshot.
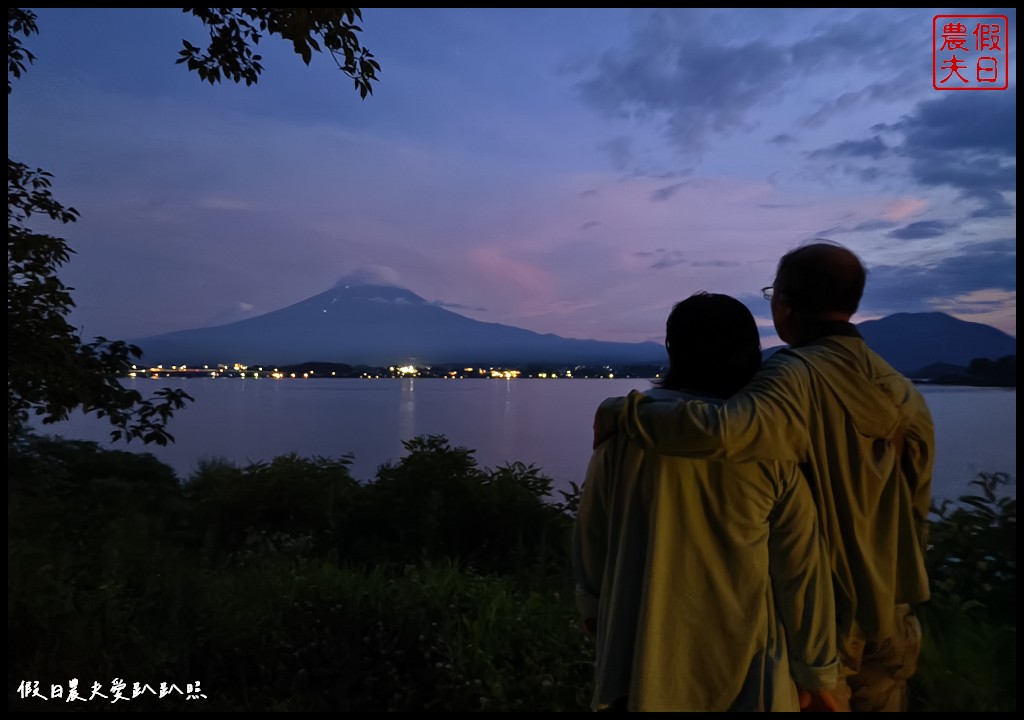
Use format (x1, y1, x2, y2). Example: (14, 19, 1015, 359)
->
(133, 284, 667, 366)
(132, 285, 1016, 371)
(856, 312, 1016, 375)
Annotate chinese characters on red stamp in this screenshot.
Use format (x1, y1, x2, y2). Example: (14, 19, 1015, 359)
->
(933, 15, 1009, 90)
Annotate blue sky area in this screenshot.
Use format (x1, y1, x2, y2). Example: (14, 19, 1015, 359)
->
(7, 8, 1017, 347)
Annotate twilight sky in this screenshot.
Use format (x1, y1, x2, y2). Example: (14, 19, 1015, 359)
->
(8, 7, 1017, 348)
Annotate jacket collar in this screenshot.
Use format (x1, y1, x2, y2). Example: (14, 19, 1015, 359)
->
(791, 319, 862, 348)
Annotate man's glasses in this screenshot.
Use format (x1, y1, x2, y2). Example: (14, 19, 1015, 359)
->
(761, 286, 775, 301)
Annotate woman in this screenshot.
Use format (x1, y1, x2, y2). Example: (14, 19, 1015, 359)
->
(573, 293, 839, 711)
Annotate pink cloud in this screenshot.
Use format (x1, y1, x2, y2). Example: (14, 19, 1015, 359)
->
(882, 198, 928, 222)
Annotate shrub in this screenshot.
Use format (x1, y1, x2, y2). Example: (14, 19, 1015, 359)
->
(911, 472, 1016, 712)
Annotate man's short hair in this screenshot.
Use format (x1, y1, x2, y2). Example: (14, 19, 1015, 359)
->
(776, 241, 866, 316)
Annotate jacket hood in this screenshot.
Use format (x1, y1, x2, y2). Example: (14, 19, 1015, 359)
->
(787, 336, 904, 441)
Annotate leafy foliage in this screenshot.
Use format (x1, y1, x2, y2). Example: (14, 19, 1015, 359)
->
(185, 452, 360, 559)
(7, 436, 1015, 711)
(929, 355, 1016, 387)
(7, 159, 194, 446)
(8, 434, 592, 711)
(6, 8, 36, 93)
(910, 472, 1016, 711)
(358, 435, 576, 582)
(7, 8, 378, 449)
(179, 8, 380, 97)
(926, 472, 1015, 622)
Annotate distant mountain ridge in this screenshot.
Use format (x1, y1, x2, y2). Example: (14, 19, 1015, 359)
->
(132, 283, 666, 367)
(132, 284, 1016, 373)
(855, 312, 1016, 375)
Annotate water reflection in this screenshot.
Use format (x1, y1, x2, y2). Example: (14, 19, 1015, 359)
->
(399, 378, 416, 441)
(32, 379, 1015, 502)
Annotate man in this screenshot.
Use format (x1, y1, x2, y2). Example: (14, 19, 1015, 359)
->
(595, 242, 934, 712)
(574, 293, 839, 712)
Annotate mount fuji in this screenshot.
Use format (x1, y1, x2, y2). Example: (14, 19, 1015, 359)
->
(131, 283, 667, 367)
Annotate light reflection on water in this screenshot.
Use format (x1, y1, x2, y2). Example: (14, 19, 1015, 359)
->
(37, 378, 1015, 502)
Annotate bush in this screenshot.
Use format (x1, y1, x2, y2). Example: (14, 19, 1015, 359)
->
(911, 472, 1016, 712)
(9, 435, 1014, 712)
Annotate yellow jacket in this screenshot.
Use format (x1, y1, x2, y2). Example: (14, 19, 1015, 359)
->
(603, 331, 934, 643)
(574, 388, 839, 712)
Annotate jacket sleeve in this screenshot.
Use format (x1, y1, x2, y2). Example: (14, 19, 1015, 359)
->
(768, 464, 839, 691)
(901, 389, 935, 554)
(604, 355, 811, 463)
(573, 443, 610, 623)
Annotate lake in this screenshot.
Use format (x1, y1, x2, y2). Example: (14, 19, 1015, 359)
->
(34, 378, 1016, 503)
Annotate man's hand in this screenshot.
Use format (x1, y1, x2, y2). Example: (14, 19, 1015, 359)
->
(798, 688, 841, 712)
(593, 396, 626, 449)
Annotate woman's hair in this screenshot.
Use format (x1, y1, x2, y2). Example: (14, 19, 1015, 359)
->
(654, 292, 762, 399)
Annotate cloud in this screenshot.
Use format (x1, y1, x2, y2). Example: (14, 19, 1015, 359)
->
(881, 198, 928, 222)
(467, 246, 555, 298)
(651, 181, 687, 202)
(600, 136, 633, 171)
(579, 20, 787, 154)
(198, 301, 259, 328)
(196, 196, 261, 211)
(848, 219, 897, 232)
(887, 220, 954, 240)
(808, 136, 890, 160)
(862, 238, 1017, 316)
(805, 91, 1017, 217)
(648, 250, 687, 270)
(579, 220, 601, 231)
(932, 288, 1017, 334)
(334, 266, 404, 288)
(770, 133, 797, 145)
(799, 71, 916, 129)
(577, 9, 903, 157)
(691, 259, 741, 268)
(885, 92, 1016, 217)
(803, 135, 895, 186)
(431, 300, 488, 313)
